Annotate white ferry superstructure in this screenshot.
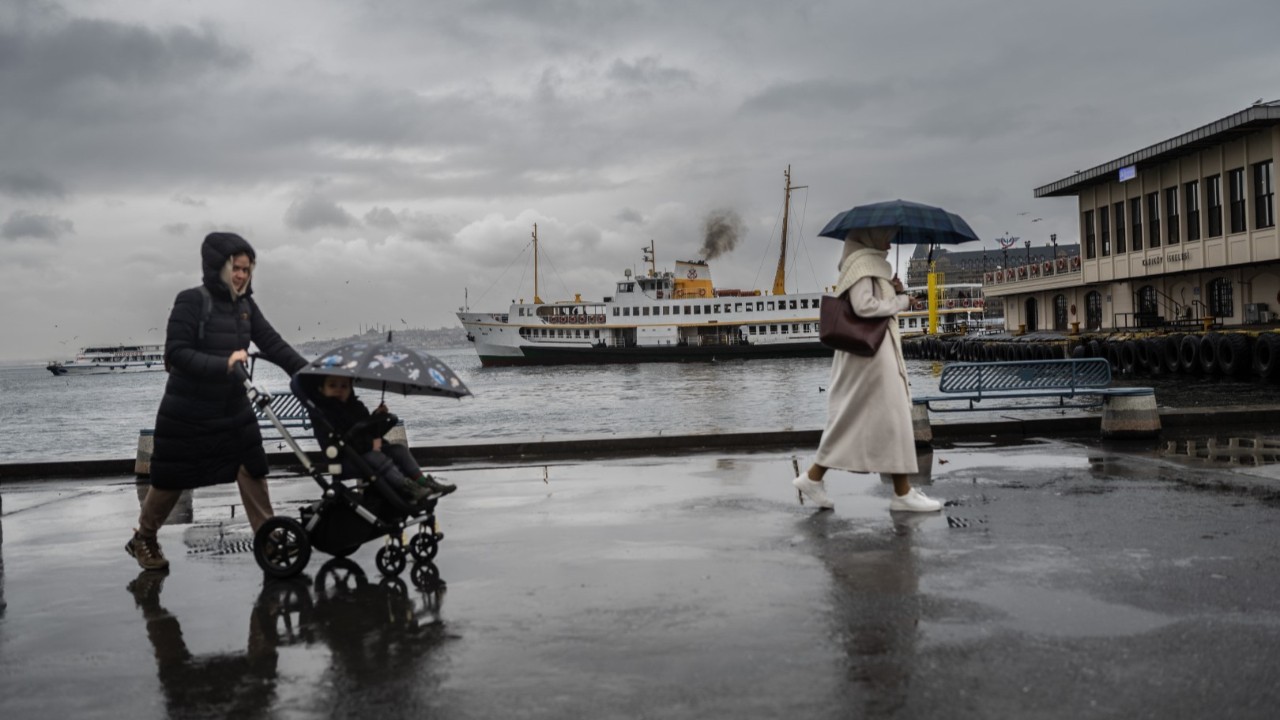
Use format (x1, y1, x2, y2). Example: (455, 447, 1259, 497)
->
(458, 167, 834, 367)
(46, 343, 165, 376)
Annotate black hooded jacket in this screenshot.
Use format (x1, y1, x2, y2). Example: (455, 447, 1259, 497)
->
(149, 232, 308, 490)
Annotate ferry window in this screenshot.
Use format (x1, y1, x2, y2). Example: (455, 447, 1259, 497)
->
(767, 301, 775, 311)
(744, 303, 752, 312)
(684, 305, 691, 315)
(790, 300, 797, 310)
(623, 307, 631, 316)
(750, 325, 758, 335)
(613, 307, 619, 316)
(662, 306, 670, 315)
(803, 323, 811, 333)
(735, 303, 743, 312)
(694, 305, 701, 315)
(800, 299, 808, 309)
(714, 304, 721, 313)
(781, 324, 789, 334)
(643, 307, 650, 316)
(769, 324, 778, 334)
(593, 330, 599, 338)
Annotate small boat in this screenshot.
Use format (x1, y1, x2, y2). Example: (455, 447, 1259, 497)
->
(457, 167, 835, 367)
(46, 344, 166, 376)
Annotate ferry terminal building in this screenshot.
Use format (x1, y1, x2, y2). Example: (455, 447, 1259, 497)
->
(985, 100, 1279, 333)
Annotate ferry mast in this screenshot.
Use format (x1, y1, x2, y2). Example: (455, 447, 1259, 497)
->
(773, 165, 807, 296)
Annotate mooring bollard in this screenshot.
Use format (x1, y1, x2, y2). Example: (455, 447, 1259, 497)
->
(135, 429, 154, 479)
(1100, 390, 1161, 439)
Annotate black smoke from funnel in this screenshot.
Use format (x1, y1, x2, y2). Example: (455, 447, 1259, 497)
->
(701, 209, 744, 260)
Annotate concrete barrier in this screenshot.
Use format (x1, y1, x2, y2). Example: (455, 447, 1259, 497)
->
(912, 402, 933, 445)
(1101, 392, 1162, 439)
(135, 429, 154, 478)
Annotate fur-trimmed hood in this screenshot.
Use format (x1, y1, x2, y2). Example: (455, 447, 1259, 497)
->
(201, 232, 256, 300)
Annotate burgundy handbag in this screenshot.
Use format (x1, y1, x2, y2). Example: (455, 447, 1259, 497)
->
(818, 285, 892, 356)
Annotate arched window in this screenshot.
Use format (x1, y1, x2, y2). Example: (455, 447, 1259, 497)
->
(1024, 297, 1038, 332)
(1053, 294, 1068, 331)
(1137, 285, 1158, 315)
(1207, 278, 1234, 318)
(1086, 291, 1103, 330)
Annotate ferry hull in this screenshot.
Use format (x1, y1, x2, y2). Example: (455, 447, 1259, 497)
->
(47, 362, 165, 376)
(476, 342, 833, 367)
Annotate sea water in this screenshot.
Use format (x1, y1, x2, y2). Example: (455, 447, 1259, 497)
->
(2, 347, 1277, 464)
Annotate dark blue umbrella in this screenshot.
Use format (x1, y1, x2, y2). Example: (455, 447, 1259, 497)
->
(819, 199, 979, 246)
(298, 333, 471, 400)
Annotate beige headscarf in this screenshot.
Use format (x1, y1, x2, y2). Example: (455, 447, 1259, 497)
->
(834, 228, 896, 297)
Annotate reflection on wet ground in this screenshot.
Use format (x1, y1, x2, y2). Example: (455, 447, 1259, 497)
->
(128, 557, 446, 718)
(1162, 436, 1280, 466)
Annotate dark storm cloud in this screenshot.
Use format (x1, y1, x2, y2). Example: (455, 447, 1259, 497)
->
(284, 194, 357, 231)
(2, 210, 74, 240)
(0, 169, 66, 198)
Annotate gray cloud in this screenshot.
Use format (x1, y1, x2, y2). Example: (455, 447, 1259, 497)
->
(615, 207, 644, 224)
(0, 169, 66, 198)
(162, 222, 189, 236)
(171, 193, 206, 207)
(364, 206, 457, 242)
(2, 210, 74, 240)
(364, 206, 400, 229)
(284, 194, 357, 231)
(606, 56, 696, 92)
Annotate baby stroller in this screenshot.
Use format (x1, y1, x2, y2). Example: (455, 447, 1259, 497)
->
(239, 337, 471, 581)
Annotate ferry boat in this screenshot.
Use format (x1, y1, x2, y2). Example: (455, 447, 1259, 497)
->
(898, 283, 1001, 335)
(457, 168, 834, 366)
(46, 344, 166, 376)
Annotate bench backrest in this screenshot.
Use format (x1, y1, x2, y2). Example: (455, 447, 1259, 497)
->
(938, 358, 1112, 395)
(254, 391, 312, 429)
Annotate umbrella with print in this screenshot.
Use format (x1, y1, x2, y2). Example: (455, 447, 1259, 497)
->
(298, 332, 471, 399)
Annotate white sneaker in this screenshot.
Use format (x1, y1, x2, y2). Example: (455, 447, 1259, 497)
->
(793, 475, 834, 509)
(889, 487, 943, 513)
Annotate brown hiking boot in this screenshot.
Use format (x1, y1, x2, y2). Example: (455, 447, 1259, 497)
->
(125, 531, 170, 571)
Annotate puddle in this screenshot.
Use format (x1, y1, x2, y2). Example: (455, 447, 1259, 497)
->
(1161, 436, 1280, 466)
(935, 583, 1174, 639)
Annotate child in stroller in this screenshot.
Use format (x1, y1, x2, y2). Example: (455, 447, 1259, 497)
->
(309, 375, 456, 503)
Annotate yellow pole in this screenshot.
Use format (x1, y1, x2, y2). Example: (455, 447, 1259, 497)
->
(532, 223, 542, 304)
(927, 265, 940, 334)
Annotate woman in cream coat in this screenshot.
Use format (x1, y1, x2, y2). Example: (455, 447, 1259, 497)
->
(794, 229, 942, 513)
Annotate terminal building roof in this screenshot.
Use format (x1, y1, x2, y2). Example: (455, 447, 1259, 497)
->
(1034, 99, 1280, 198)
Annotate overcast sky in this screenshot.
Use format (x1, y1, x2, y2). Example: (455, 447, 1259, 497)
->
(4, 0, 1279, 362)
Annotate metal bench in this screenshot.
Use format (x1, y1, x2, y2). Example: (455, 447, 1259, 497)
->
(911, 358, 1160, 441)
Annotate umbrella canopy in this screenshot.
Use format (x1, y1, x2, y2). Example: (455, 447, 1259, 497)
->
(819, 199, 979, 245)
(298, 335, 471, 399)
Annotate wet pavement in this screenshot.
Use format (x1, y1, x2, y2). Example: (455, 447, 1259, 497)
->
(2, 437, 1280, 719)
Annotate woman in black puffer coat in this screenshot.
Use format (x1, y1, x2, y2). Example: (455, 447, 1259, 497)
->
(127, 232, 308, 572)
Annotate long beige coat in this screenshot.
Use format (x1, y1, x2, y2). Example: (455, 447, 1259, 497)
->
(814, 276, 918, 474)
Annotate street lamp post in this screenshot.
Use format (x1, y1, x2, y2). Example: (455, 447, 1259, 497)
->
(1024, 239, 1031, 266)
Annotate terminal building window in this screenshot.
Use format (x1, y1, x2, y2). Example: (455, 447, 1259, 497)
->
(1083, 210, 1096, 259)
(1099, 205, 1110, 256)
(1185, 180, 1201, 241)
(1208, 278, 1234, 318)
(1130, 197, 1144, 251)
(1114, 201, 1127, 253)
(1254, 160, 1275, 229)
(1085, 291, 1103, 330)
(1229, 168, 1246, 234)
(1165, 187, 1179, 245)
(1206, 174, 1223, 237)
(1147, 192, 1161, 248)
(1053, 294, 1068, 331)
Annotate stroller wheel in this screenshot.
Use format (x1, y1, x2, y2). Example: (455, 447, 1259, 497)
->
(376, 544, 407, 577)
(254, 517, 312, 578)
(411, 561, 444, 591)
(409, 531, 439, 562)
